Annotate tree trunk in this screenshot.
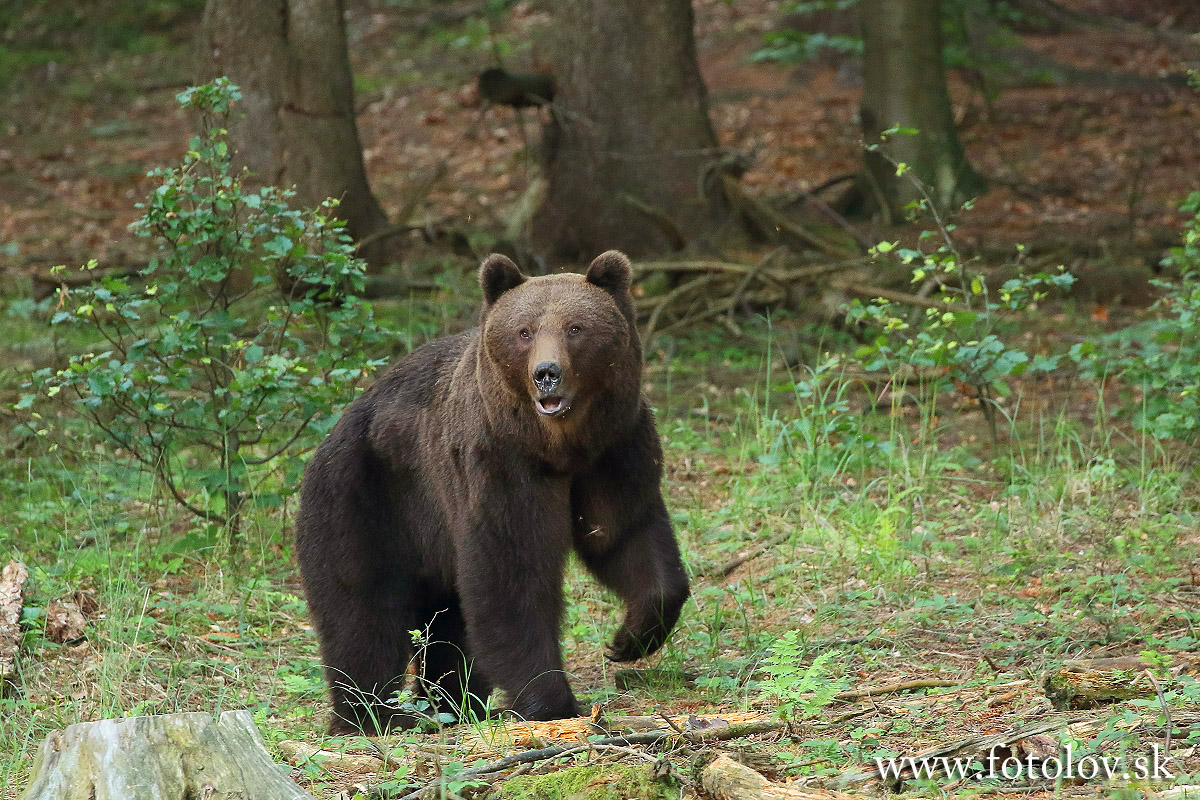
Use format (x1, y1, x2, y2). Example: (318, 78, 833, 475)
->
(20, 711, 315, 800)
(199, 0, 397, 270)
(531, 0, 720, 261)
(859, 0, 985, 219)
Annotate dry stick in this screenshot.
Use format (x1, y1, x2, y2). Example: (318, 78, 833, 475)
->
(396, 721, 786, 800)
(709, 531, 794, 578)
(728, 247, 788, 329)
(642, 274, 722, 341)
(829, 280, 951, 311)
(832, 678, 961, 702)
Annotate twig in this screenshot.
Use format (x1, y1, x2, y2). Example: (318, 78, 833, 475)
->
(829, 280, 951, 311)
(707, 531, 794, 578)
(833, 678, 961, 702)
(1146, 669, 1173, 756)
(396, 720, 785, 800)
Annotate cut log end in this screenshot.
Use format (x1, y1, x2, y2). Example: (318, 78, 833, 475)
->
(20, 710, 315, 800)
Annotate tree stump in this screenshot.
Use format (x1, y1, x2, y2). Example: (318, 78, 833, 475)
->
(21, 710, 315, 800)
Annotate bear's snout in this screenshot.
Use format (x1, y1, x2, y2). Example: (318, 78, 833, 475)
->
(533, 361, 563, 394)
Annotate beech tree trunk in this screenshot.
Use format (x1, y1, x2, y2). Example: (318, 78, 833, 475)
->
(20, 711, 314, 800)
(859, 0, 985, 219)
(532, 0, 720, 261)
(199, 0, 397, 270)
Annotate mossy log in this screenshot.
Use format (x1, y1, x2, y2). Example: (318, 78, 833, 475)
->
(1043, 655, 1176, 710)
(20, 710, 314, 800)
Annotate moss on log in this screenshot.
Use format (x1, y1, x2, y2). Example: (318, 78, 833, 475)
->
(496, 763, 676, 800)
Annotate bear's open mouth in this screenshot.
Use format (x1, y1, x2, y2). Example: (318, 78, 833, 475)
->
(535, 396, 569, 417)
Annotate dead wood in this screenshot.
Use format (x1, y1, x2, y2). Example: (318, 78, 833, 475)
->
(703, 754, 858, 800)
(708, 531, 794, 578)
(720, 174, 859, 258)
(0, 560, 27, 692)
(20, 711, 315, 800)
(279, 740, 386, 774)
(396, 718, 787, 800)
(833, 678, 962, 702)
(1043, 654, 1192, 710)
(44, 599, 87, 644)
(833, 714, 1081, 789)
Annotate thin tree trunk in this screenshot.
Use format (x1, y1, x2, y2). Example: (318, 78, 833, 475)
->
(532, 0, 721, 261)
(859, 0, 986, 219)
(199, 0, 397, 270)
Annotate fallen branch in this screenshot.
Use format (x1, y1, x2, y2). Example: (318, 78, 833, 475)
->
(708, 531, 794, 578)
(833, 678, 961, 702)
(398, 719, 786, 800)
(278, 740, 386, 774)
(829, 279, 952, 311)
(0, 560, 27, 692)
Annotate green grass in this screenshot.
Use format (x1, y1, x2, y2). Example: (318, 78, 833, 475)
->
(3, 295, 1200, 797)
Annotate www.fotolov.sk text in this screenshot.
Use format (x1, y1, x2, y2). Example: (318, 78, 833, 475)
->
(876, 744, 1174, 783)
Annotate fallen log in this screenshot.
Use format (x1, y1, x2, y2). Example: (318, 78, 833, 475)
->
(20, 710, 315, 800)
(702, 755, 857, 800)
(1043, 655, 1183, 710)
(0, 560, 27, 692)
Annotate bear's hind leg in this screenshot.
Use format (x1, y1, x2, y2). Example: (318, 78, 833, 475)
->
(319, 598, 417, 735)
(417, 602, 495, 724)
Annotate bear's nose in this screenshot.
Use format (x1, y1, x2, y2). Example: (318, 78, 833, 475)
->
(533, 361, 563, 392)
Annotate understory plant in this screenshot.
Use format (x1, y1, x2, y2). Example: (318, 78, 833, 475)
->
(21, 79, 387, 538)
(757, 632, 847, 722)
(846, 201, 1073, 440)
(1074, 191, 1200, 443)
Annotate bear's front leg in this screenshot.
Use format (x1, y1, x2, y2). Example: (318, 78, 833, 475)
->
(455, 479, 581, 721)
(572, 408, 691, 663)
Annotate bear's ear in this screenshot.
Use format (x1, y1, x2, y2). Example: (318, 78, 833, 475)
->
(585, 250, 632, 300)
(479, 254, 526, 305)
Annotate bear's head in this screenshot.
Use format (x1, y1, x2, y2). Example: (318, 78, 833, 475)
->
(478, 251, 641, 442)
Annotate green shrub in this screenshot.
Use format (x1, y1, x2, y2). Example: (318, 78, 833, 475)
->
(20, 79, 387, 537)
(1074, 191, 1200, 442)
(847, 232, 1073, 440)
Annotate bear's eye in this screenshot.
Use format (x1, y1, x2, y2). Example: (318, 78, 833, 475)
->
(519, 328, 531, 340)
(567, 325, 582, 336)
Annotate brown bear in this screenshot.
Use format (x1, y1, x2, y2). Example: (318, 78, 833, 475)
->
(295, 250, 690, 734)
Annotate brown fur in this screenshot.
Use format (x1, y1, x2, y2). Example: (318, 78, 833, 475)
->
(295, 251, 690, 734)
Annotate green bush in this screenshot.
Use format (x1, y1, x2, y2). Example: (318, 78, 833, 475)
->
(20, 79, 387, 536)
(1074, 191, 1200, 442)
(846, 233, 1073, 440)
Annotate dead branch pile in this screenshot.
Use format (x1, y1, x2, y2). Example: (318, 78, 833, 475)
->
(632, 254, 944, 340)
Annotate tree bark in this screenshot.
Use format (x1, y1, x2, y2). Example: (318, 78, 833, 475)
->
(199, 0, 397, 270)
(531, 0, 720, 261)
(702, 755, 859, 800)
(859, 0, 985, 219)
(0, 560, 27, 693)
(20, 710, 315, 800)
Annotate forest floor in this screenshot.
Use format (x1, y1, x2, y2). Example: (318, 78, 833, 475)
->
(3, 1, 1200, 799)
